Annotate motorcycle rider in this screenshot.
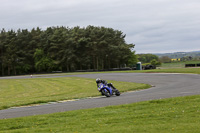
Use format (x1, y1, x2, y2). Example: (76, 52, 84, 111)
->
(96, 78, 117, 92)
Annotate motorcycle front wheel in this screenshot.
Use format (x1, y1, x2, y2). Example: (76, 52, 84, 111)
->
(102, 89, 111, 97)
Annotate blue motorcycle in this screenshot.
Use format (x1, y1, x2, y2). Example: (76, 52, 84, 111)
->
(97, 83, 120, 97)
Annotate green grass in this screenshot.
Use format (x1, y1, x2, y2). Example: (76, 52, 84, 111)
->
(0, 77, 151, 110)
(161, 62, 186, 68)
(161, 60, 200, 68)
(139, 68, 200, 74)
(22, 62, 200, 77)
(95, 68, 200, 74)
(0, 95, 200, 133)
(1, 68, 200, 132)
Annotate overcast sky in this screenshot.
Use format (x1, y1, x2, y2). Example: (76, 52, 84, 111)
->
(0, 0, 200, 53)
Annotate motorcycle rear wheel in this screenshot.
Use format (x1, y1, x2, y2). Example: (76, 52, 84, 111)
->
(115, 90, 120, 96)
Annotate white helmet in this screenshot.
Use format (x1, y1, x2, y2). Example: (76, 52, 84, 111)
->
(96, 78, 101, 83)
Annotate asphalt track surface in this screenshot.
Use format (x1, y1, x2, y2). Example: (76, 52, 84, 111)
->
(1, 73, 200, 119)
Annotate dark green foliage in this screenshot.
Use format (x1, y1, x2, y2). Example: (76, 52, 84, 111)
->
(0, 26, 136, 75)
(151, 59, 161, 66)
(34, 49, 55, 72)
(128, 51, 138, 67)
(137, 54, 159, 63)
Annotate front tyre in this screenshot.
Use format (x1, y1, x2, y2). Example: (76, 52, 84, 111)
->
(102, 89, 111, 97)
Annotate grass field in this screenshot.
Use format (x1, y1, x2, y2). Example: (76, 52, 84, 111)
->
(0, 95, 199, 132)
(139, 68, 200, 74)
(141, 60, 200, 74)
(38, 67, 200, 76)
(161, 60, 200, 68)
(87, 68, 200, 74)
(0, 77, 151, 110)
(1, 67, 200, 132)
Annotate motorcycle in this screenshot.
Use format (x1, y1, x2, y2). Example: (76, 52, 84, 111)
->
(97, 83, 120, 97)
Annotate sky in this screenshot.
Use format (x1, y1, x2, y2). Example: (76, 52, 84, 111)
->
(0, 0, 200, 54)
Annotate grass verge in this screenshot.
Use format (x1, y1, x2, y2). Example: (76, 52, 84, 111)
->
(0, 95, 200, 132)
(138, 68, 200, 74)
(40, 67, 200, 75)
(161, 61, 200, 68)
(0, 77, 150, 110)
(100, 68, 200, 74)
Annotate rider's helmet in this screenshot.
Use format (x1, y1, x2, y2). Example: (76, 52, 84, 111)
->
(96, 78, 101, 83)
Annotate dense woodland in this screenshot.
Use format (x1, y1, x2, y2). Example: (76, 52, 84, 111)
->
(0, 26, 136, 76)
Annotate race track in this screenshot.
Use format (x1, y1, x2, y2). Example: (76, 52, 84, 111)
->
(0, 73, 200, 119)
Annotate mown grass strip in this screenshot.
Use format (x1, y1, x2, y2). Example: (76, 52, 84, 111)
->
(42, 67, 200, 76)
(161, 61, 200, 68)
(0, 95, 199, 133)
(0, 77, 150, 110)
(104, 68, 200, 74)
(126, 68, 198, 74)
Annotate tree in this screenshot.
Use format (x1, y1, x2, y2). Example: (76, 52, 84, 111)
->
(151, 59, 161, 66)
(16, 29, 34, 74)
(3, 30, 18, 75)
(34, 49, 54, 72)
(0, 25, 136, 74)
(159, 56, 171, 63)
(137, 54, 159, 63)
(0, 29, 6, 76)
(128, 51, 138, 67)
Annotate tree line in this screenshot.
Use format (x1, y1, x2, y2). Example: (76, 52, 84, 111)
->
(0, 26, 136, 76)
(137, 54, 161, 66)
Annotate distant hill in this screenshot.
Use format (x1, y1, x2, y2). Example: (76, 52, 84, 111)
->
(154, 51, 200, 59)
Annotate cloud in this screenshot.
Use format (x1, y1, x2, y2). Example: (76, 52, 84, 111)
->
(0, 0, 200, 53)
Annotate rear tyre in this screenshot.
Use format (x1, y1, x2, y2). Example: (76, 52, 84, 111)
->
(115, 90, 120, 96)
